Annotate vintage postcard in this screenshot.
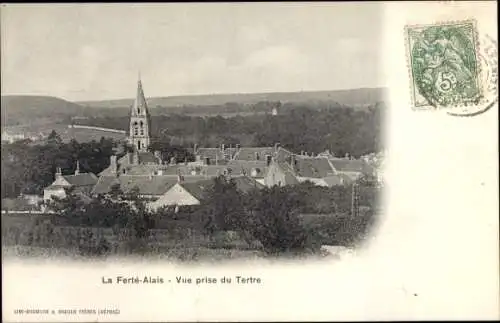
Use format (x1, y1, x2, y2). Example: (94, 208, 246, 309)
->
(1, 2, 498, 322)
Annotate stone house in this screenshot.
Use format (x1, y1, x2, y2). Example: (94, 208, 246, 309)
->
(43, 162, 98, 202)
(147, 176, 264, 211)
(264, 154, 373, 188)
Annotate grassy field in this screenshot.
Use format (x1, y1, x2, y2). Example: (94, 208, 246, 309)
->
(3, 123, 126, 143)
(1, 211, 375, 260)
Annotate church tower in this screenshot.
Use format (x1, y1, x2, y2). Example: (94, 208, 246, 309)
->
(128, 75, 151, 152)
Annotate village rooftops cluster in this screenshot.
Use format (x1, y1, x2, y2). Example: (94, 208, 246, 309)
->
(43, 161, 98, 202)
(38, 77, 375, 211)
(41, 144, 374, 210)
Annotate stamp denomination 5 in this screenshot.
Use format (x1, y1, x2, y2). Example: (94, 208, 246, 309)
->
(405, 20, 497, 116)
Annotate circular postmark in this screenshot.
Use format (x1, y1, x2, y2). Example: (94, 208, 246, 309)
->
(446, 35, 498, 117)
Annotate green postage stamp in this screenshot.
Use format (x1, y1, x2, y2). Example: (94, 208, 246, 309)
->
(405, 20, 497, 115)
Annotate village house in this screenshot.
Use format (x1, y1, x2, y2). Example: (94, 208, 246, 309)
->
(43, 161, 98, 202)
(264, 153, 373, 188)
(92, 171, 209, 200)
(190, 143, 291, 166)
(148, 175, 264, 211)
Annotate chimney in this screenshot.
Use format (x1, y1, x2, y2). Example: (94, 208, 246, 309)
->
(177, 171, 184, 183)
(110, 155, 118, 174)
(74, 160, 80, 175)
(265, 154, 272, 166)
(55, 167, 62, 180)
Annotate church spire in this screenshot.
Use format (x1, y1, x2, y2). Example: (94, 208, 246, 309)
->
(132, 73, 148, 117)
(128, 74, 151, 152)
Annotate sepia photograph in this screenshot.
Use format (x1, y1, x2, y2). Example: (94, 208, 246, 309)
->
(1, 3, 384, 263)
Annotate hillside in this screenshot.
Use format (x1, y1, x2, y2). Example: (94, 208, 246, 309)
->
(78, 87, 387, 109)
(1, 88, 386, 127)
(1, 95, 87, 126)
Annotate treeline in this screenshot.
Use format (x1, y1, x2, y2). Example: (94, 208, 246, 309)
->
(2, 177, 378, 257)
(75, 103, 384, 157)
(1, 132, 115, 198)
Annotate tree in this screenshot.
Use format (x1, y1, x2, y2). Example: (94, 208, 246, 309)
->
(47, 130, 62, 146)
(109, 183, 123, 199)
(242, 186, 317, 254)
(203, 176, 246, 231)
(148, 138, 195, 163)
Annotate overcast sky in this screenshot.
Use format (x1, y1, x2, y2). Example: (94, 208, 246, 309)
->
(1, 3, 385, 101)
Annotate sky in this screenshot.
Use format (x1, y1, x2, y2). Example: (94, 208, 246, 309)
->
(1, 3, 385, 102)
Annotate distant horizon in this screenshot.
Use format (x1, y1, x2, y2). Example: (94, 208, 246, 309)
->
(1, 86, 388, 104)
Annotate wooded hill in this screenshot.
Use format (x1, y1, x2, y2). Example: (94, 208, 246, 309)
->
(1, 87, 386, 126)
(78, 87, 386, 109)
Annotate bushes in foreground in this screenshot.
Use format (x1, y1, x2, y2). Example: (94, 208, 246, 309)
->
(3, 176, 378, 258)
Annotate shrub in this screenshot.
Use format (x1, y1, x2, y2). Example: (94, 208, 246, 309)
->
(242, 186, 318, 254)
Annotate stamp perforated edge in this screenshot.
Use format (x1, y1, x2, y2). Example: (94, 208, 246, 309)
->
(404, 19, 483, 112)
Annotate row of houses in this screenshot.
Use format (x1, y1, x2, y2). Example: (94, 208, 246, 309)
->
(38, 143, 373, 212)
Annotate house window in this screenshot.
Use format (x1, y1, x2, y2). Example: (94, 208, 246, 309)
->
(140, 121, 144, 136)
(137, 141, 141, 150)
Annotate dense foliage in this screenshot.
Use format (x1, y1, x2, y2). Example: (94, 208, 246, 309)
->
(148, 139, 196, 164)
(1, 133, 115, 198)
(74, 103, 384, 157)
(2, 175, 379, 257)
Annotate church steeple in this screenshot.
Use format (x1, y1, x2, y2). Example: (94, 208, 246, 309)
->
(129, 74, 151, 152)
